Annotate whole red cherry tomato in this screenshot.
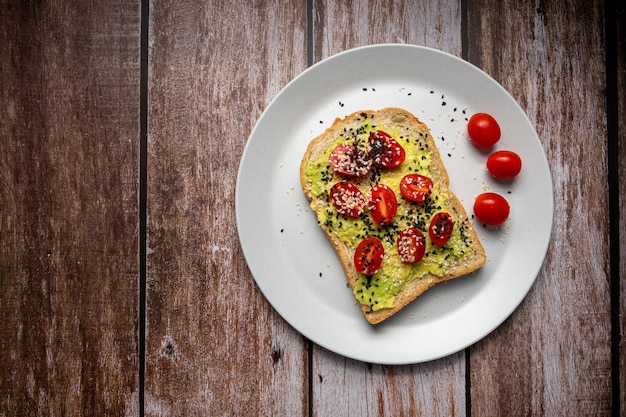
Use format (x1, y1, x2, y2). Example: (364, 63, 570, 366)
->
(468, 113, 501, 148)
(368, 184, 397, 225)
(473, 192, 510, 226)
(354, 237, 384, 276)
(487, 150, 522, 179)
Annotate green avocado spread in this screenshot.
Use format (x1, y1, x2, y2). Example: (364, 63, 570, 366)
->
(304, 118, 475, 311)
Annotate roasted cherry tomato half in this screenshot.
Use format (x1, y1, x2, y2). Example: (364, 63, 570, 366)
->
(399, 174, 434, 203)
(429, 212, 454, 246)
(367, 130, 406, 168)
(397, 227, 426, 264)
(486, 150, 522, 179)
(468, 113, 501, 148)
(368, 184, 397, 225)
(354, 237, 384, 276)
(328, 143, 372, 177)
(473, 192, 510, 226)
(330, 181, 367, 217)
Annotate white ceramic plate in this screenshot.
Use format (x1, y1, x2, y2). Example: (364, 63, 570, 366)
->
(236, 44, 553, 364)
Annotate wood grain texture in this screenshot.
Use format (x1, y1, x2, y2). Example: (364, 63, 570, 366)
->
(0, 1, 141, 416)
(145, 1, 308, 415)
(616, 1, 626, 415)
(310, 1, 467, 415)
(312, 0, 462, 62)
(467, 0, 612, 415)
(313, 350, 465, 416)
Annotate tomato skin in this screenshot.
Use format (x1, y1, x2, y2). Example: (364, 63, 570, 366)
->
(354, 237, 385, 276)
(468, 113, 501, 148)
(328, 143, 372, 177)
(330, 181, 367, 217)
(429, 212, 454, 246)
(368, 184, 398, 225)
(473, 192, 510, 226)
(399, 174, 433, 203)
(397, 227, 426, 264)
(367, 130, 406, 168)
(486, 150, 522, 179)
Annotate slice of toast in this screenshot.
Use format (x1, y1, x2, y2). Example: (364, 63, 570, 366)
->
(300, 107, 486, 324)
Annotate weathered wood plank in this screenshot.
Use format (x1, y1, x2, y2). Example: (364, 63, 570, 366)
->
(310, 1, 467, 415)
(312, 0, 462, 62)
(0, 1, 141, 416)
(616, 1, 626, 415)
(145, 1, 308, 415)
(467, 0, 612, 415)
(314, 351, 465, 416)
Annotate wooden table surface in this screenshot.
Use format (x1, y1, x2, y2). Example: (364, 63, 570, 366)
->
(1, 0, 624, 415)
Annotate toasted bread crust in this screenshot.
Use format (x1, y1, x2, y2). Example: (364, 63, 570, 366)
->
(301, 108, 486, 324)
